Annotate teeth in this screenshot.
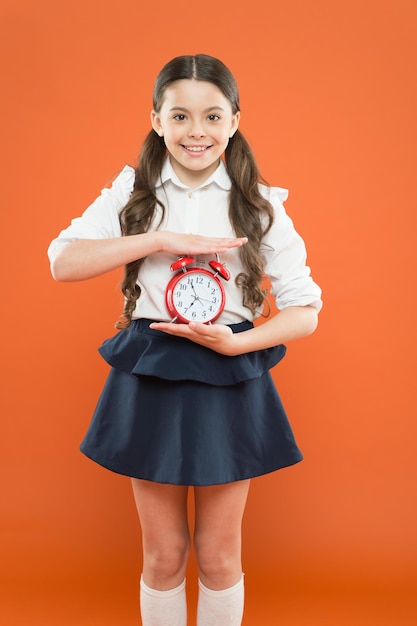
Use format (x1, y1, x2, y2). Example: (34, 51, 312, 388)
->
(185, 146, 207, 152)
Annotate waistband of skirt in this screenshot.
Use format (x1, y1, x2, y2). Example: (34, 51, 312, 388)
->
(98, 318, 286, 386)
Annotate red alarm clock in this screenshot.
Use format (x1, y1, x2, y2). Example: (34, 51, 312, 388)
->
(165, 255, 231, 324)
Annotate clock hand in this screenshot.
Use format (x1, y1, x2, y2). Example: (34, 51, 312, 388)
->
(190, 282, 204, 307)
(183, 300, 195, 314)
(193, 295, 218, 304)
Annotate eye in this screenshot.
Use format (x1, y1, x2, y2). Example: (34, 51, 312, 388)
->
(173, 114, 186, 121)
(208, 114, 220, 121)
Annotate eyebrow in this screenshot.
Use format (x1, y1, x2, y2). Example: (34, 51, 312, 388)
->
(168, 106, 226, 112)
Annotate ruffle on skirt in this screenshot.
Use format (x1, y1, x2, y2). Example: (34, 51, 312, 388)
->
(80, 318, 303, 485)
(98, 318, 286, 385)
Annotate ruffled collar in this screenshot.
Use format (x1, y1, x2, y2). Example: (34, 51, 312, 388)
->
(156, 156, 231, 191)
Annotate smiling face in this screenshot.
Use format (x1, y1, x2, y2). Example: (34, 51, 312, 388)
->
(151, 79, 240, 188)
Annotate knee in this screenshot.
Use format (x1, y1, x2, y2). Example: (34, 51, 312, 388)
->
(145, 537, 190, 583)
(194, 533, 241, 586)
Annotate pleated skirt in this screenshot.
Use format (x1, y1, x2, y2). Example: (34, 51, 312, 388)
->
(80, 318, 303, 485)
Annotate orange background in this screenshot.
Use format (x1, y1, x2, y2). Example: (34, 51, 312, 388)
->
(1, 0, 416, 624)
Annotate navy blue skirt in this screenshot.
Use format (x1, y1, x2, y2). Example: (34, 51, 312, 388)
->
(80, 318, 303, 485)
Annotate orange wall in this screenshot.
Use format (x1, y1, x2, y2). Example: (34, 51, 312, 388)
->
(1, 0, 416, 623)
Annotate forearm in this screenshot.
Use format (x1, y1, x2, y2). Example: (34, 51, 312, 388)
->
(232, 306, 318, 354)
(50, 231, 248, 282)
(50, 232, 162, 281)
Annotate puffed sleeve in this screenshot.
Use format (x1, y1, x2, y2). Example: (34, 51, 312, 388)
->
(47, 165, 135, 264)
(261, 186, 323, 312)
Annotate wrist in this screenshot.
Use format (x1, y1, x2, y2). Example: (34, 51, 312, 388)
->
(131, 230, 164, 256)
(226, 331, 247, 357)
(152, 230, 164, 253)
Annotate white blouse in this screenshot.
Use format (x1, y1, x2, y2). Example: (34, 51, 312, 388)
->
(48, 158, 322, 324)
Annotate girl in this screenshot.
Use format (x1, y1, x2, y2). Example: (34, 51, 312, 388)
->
(48, 54, 322, 626)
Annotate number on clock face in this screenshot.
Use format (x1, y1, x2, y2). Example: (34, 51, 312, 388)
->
(165, 268, 226, 323)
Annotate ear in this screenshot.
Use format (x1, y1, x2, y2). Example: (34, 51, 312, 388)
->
(151, 110, 164, 137)
(229, 111, 241, 138)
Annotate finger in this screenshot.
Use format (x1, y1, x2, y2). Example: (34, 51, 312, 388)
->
(149, 322, 184, 333)
(150, 322, 214, 342)
(220, 237, 248, 248)
(151, 322, 203, 335)
(188, 323, 231, 343)
(149, 322, 198, 339)
(188, 322, 216, 336)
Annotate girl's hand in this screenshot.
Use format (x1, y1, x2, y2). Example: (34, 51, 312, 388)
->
(149, 321, 239, 356)
(158, 232, 247, 256)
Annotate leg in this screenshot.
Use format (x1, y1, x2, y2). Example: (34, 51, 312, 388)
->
(194, 480, 250, 626)
(131, 478, 190, 589)
(194, 480, 250, 589)
(131, 479, 190, 625)
(194, 480, 249, 626)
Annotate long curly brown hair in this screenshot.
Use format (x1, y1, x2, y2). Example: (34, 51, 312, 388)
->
(116, 54, 274, 329)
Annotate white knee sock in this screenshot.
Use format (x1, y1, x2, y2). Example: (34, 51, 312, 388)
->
(197, 575, 244, 626)
(140, 576, 187, 626)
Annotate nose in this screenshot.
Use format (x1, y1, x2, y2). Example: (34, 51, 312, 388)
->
(188, 120, 206, 138)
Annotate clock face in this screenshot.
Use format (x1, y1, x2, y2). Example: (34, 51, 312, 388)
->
(166, 268, 225, 323)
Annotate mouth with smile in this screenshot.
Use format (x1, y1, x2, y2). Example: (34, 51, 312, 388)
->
(181, 144, 212, 154)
